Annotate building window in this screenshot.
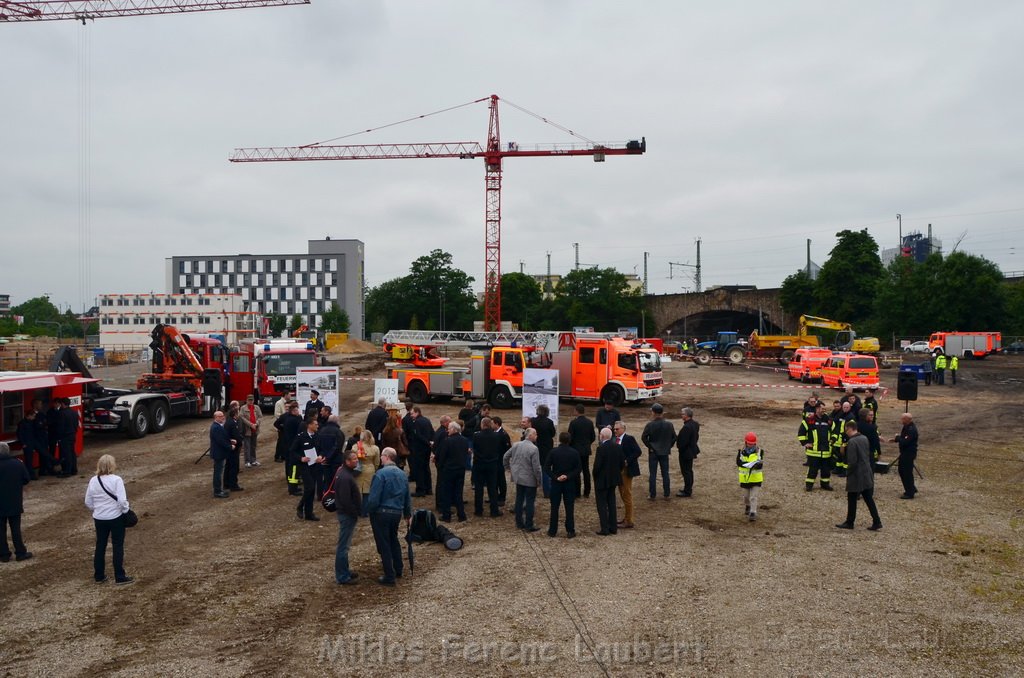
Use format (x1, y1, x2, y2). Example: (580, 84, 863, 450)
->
(299, 259, 308, 272)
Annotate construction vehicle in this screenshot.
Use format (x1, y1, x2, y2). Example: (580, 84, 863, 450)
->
(928, 331, 1001, 358)
(382, 330, 663, 408)
(233, 338, 320, 409)
(50, 325, 229, 438)
(749, 315, 880, 363)
(693, 332, 747, 365)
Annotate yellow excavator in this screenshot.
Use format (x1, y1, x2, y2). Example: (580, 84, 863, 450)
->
(749, 315, 880, 363)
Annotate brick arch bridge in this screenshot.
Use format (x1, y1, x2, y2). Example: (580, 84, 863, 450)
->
(645, 286, 797, 340)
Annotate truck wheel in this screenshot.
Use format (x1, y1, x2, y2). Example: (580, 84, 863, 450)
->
(128, 406, 150, 439)
(726, 347, 745, 364)
(779, 350, 794, 365)
(694, 349, 712, 366)
(407, 380, 428, 404)
(150, 401, 170, 433)
(599, 385, 625, 408)
(489, 385, 514, 409)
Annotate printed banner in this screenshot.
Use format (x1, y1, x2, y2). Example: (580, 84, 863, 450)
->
(296, 366, 340, 413)
(373, 379, 400, 406)
(522, 368, 559, 425)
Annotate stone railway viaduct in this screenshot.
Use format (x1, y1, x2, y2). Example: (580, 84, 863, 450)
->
(645, 286, 797, 340)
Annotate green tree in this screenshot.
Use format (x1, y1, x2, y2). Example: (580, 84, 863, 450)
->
(779, 270, 817, 317)
(1005, 281, 1024, 337)
(319, 302, 351, 333)
(549, 268, 644, 331)
(499, 272, 543, 330)
(268, 312, 287, 338)
(925, 252, 1005, 331)
(365, 277, 413, 334)
(814, 229, 883, 324)
(365, 251, 478, 332)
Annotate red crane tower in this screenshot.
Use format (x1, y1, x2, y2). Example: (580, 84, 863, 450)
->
(0, 0, 308, 22)
(230, 94, 646, 330)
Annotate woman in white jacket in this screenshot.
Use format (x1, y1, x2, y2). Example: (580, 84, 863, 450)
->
(84, 454, 133, 585)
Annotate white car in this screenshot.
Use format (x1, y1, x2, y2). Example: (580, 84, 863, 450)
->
(904, 341, 931, 354)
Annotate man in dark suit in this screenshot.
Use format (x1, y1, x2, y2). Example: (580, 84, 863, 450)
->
(492, 416, 512, 505)
(290, 418, 324, 520)
(408, 406, 434, 497)
(365, 397, 389, 445)
(595, 401, 621, 432)
(545, 432, 582, 538)
(435, 422, 469, 522)
(592, 428, 625, 535)
(56, 398, 80, 477)
(0, 442, 32, 562)
(567, 404, 596, 498)
(531, 404, 557, 498)
(611, 421, 642, 528)
(209, 411, 233, 498)
(472, 417, 504, 517)
(676, 407, 701, 497)
(304, 390, 325, 419)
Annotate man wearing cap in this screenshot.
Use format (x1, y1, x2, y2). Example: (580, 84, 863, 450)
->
(304, 390, 325, 419)
(641, 403, 676, 499)
(676, 407, 700, 497)
(736, 432, 763, 521)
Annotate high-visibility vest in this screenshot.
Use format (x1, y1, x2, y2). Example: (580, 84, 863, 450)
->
(935, 354, 947, 369)
(950, 356, 959, 370)
(738, 447, 763, 485)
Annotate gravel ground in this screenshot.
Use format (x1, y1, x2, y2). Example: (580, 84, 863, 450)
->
(1, 354, 1022, 677)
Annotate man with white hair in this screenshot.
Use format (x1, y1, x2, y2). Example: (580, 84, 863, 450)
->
(366, 447, 413, 586)
(503, 428, 542, 532)
(365, 397, 390, 445)
(592, 427, 625, 536)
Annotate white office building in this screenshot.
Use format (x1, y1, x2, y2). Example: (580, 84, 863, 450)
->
(98, 293, 258, 347)
(165, 238, 365, 339)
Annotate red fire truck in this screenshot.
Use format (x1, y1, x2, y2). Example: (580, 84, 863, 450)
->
(383, 330, 663, 408)
(231, 338, 320, 409)
(1, 370, 97, 466)
(928, 331, 1001, 358)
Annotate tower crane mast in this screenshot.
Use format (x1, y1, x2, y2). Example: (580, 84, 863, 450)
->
(231, 94, 646, 331)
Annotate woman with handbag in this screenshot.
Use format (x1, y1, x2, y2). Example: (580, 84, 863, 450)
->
(84, 454, 134, 585)
(351, 430, 381, 517)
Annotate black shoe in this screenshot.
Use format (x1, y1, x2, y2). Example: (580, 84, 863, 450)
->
(412, 492, 426, 497)
(441, 515, 451, 523)
(900, 494, 915, 500)
(805, 485, 813, 492)
(676, 491, 691, 497)
(228, 486, 243, 491)
(820, 486, 834, 491)
(15, 552, 33, 562)
(490, 511, 503, 517)
(868, 523, 883, 531)
(526, 526, 540, 532)
(835, 523, 854, 530)
(338, 578, 358, 586)
(567, 531, 576, 539)
(457, 516, 467, 523)
(305, 516, 320, 522)
(0, 555, 9, 563)
(474, 511, 484, 517)
(214, 492, 229, 498)
(377, 576, 396, 587)
(288, 489, 302, 496)
(115, 576, 135, 585)
(547, 531, 557, 538)
(297, 508, 304, 519)
(595, 530, 609, 536)
(95, 576, 108, 583)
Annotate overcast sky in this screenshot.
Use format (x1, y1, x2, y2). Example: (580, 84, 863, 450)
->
(2, 0, 1022, 314)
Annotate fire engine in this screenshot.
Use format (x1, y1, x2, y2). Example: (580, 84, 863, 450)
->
(233, 338, 320, 409)
(382, 330, 663, 408)
(928, 331, 1001, 358)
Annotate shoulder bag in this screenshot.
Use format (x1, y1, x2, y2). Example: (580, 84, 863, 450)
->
(97, 476, 138, 528)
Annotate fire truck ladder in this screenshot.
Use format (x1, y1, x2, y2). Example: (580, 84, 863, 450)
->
(383, 329, 564, 351)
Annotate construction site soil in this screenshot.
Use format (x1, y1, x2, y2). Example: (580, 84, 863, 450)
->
(2, 354, 1022, 677)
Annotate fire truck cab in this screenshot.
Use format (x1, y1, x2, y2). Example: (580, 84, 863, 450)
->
(235, 339, 320, 409)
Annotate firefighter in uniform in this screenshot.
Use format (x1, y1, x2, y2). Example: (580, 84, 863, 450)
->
(863, 388, 879, 420)
(798, 403, 833, 491)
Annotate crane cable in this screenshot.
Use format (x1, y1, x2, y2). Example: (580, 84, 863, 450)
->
(303, 97, 489, 148)
(500, 96, 597, 145)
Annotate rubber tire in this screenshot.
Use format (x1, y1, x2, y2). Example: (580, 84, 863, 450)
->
(694, 349, 712, 366)
(599, 385, 625, 408)
(407, 380, 428, 404)
(150, 401, 170, 434)
(779, 350, 794, 365)
(726, 347, 745, 364)
(128, 405, 150, 439)
(488, 385, 514, 409)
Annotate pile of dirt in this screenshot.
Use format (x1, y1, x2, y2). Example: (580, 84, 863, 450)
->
(327, 338, 377, 354)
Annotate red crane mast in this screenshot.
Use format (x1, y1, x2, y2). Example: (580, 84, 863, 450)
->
(231, 94, 646, 330)
(0, 0, 308, 22)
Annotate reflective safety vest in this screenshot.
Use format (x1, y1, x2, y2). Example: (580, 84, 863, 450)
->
(798, 418, 832, 458)
(737, 446, 763, 485)
(935, 354, 948, 370)
(949, 356, 959, 370)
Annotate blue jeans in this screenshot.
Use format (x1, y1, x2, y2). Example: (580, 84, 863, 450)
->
(369, 510, 403, 582)
(648, 454, 670, 497)
(513, 484, 537, 529)
(335, 513, 358, 583)
(541, 471, 552, 497)
(212, 458, 225, 494)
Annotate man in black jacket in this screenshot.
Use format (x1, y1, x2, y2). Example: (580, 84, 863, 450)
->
(16, 410, 45, 480)
(592, 428, 625, 535)
(545, 432, 581, 538)
(567, 404, 596, 498)
(318, 415, 346, 499)
(893, 412, 919, 499)
(492, 416, 511, 505)
(408, 407, 434, 497)
(531, 404, 557, 498)
(290, 418, 324, 521)
(676, 407, 700, 497)
(436, 423, 469, 522)
(641, 403, 676, 499)
(595, 401, 621, 432)
(304, 390, 325, 420)
(56, 398, 80, 477)
(611, 421, 642, 528)
(275, 403, 304, 496)
(472, 417, 503, 517)
(0, 442, 32, 562)
(364, 397, 389, 445)
(209, 411, 233, 498)
(333, 451, 363, 585)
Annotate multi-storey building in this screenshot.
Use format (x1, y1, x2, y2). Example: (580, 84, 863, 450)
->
(98, 293, 258, 347)
(164, 238, 364, 339)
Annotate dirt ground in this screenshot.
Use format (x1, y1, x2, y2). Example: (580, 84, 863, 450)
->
(2, 353, 1023, 677)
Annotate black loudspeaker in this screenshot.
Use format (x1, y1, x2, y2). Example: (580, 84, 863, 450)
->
(897, 371, 918, 401)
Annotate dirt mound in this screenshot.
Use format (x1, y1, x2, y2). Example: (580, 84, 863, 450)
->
(327, 338, 377, 354)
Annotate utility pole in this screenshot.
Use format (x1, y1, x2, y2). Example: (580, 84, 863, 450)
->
(897, 213, 902, 250)
(573, 243, 580, 271)
(546, 251, 552, 289)
(806, 238, 811, 277)
(695, 237, 702, 292)
(643, 251, 649, 295)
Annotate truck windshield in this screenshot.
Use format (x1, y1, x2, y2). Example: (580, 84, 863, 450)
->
(637, 351, 661, 373)
(264, 353, 316, 376)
